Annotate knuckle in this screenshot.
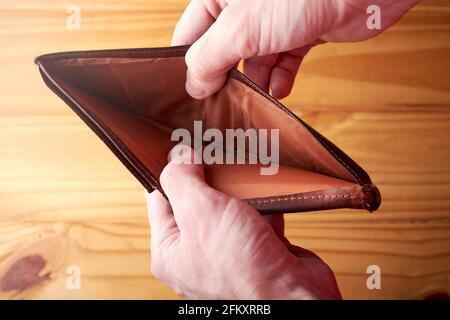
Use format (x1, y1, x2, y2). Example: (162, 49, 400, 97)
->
(224, 3, 258, 57)
(199, 189, 229, 209)
(197, 0, 209, 6)
(200, 0, 225, 17)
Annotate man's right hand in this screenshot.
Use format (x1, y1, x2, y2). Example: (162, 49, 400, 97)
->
(146, 145, 342, 299)
(172, 0, 420, 99)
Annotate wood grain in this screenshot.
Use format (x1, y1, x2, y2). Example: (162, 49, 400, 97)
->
(0, 0, 449, 299)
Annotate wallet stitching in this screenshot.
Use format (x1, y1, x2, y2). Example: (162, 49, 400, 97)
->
(247, 193, 357, 205)
(37, 48, 188, 62)
(360, 188, 366, 209)
(309, 133, 363, 185)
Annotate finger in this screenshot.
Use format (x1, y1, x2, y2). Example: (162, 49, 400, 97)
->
(184, 1, 256, 99)
(172, 0, 224, 46)
(184, 0, 319, 99)
(243, 54, 279, 92)
(145, 190, 179, 249)
(159, 144, 210, 226)
(270, 41, 324, 99)
(269, 53, 303, 99)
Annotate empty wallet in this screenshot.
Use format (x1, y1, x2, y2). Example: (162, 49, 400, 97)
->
(35, 46, 381, 215)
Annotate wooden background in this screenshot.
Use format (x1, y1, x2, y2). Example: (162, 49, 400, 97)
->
(0, 0, 449, 299)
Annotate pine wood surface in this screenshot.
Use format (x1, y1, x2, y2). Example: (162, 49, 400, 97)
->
(0, 0, 449, 299)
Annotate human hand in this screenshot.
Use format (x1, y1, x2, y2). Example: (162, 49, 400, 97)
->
(146, 145, 342, 299)
(172, 0, 420, 99)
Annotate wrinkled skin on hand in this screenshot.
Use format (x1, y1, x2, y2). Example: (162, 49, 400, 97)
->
(146, 0, 420, 299)
(171, 0, 420, 99)
(146, 145, 342, 299)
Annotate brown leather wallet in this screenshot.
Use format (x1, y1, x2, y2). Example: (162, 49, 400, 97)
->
(35, 46, 381, 215)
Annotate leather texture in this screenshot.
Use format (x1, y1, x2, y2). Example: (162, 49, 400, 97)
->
(35, 46, 381, 215)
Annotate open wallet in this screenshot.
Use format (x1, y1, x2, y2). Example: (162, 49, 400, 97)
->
(35, 46, 381, 215)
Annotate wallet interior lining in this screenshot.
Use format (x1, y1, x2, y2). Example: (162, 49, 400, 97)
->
(41, 56, 360, 200)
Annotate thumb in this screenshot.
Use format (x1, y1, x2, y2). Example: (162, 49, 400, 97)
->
(145, 190, 179, 249)
(159, 144, 211, 228)
(184, 1, 256, 99)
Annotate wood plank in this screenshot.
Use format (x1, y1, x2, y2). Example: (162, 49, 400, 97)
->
(0, 0, 449, 299)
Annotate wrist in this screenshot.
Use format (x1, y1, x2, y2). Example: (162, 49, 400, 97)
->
(237, 254, 342, 300)
(238, 256, 319, 300)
